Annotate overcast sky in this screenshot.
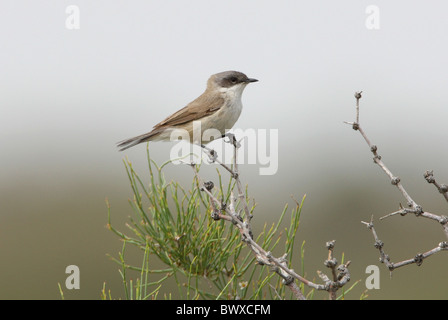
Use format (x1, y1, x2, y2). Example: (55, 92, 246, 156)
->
(1, 1, 447, 299)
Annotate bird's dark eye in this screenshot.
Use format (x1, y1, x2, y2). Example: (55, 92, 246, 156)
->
(230, 77, 238, 84)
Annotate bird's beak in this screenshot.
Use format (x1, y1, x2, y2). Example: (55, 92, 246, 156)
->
(245, 78, 258, 83)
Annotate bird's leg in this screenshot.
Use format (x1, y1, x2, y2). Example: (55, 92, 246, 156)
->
(222, 133, 241, 148)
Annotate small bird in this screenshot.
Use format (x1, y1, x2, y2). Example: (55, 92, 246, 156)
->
(117, 71, 258, 151)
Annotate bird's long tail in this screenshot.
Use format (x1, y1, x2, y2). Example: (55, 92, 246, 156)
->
(117, 130, 161, 151)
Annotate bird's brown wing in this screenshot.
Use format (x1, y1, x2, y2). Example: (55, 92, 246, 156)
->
(117, 93, 224, 151)
(153, 93, 224, 129)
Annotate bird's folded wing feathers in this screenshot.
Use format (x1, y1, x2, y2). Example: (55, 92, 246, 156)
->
(153, 93, 224, 129)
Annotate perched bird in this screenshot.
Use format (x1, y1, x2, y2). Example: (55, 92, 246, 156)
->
(117, 71, 258, 151)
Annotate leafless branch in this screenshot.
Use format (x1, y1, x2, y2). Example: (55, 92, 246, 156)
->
(345, 92, 448, 271)
(424, 170, 448, 203)
(190, 136, 351, 300)
(322, 240, 351, 300)
(361, 217, 448, 272)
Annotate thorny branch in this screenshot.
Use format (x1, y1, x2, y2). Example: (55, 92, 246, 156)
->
(345, 92, 448, 271)
(424, 170, 448, 203)
(191, 134, 351, 300)
(361, 216, 448, 273)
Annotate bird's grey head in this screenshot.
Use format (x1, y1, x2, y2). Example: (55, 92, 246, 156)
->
(208, 71, 258, 90)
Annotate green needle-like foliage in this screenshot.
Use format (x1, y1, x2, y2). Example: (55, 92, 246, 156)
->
(107, 149, 305, 300)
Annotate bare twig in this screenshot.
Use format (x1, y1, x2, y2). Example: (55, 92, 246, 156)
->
(324, 240, 338, 300)
(346, 92, 448, 271)
(424, 170, 448, 203)
(192, 137, 351, 300)
(362, 217, 448, 272)
(344, 92, 418, 209)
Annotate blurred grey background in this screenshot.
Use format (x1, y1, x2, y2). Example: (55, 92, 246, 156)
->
(0, 0, 447, 299)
